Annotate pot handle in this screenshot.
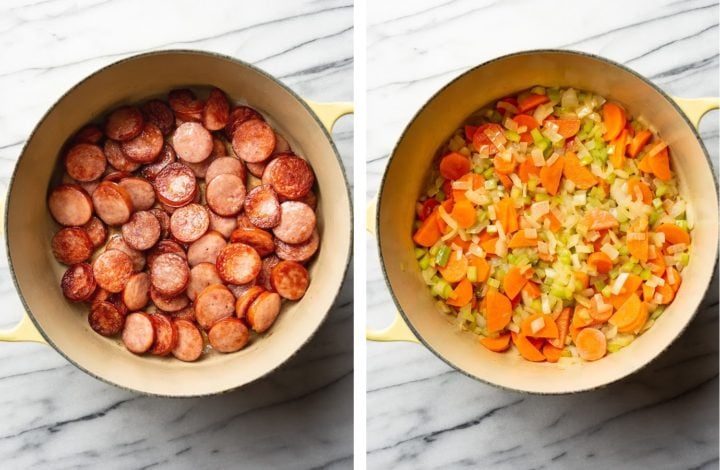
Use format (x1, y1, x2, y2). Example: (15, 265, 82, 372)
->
(304, 100, 354, 132)
(0, 187, 46, 344)
(365, 197, 419, 343)
(672, 96, 719, 128)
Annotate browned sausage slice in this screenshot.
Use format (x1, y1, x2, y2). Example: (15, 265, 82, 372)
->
(148, 208, 171, 239)
(107, 235, 146, 272)
(73, 124, 104, 145)
(65, 143, 107, 182)
(205, 173, 246, 216)
(273, 201, 316, 244)
(122, 312, 155, 353)
(195, 284, 236, 330)
(172, 319, 204, 361)
(82, 216, 108, 248)
(93, 249, 133, 293)
(275, 229, 319, 263)
(229, 227, 274, 257)
(247, 291, 281, 333)
(52, 227, 94, 265)
(150, 252, 189, 296)
(235, 213, 257, 229)
(142, 99, 175, 135)
(168, 89, 204, 120)
(170, 203, 209, 243)
(271, 260, 309, 300)
(121, 210, 161, 250)
(49, 184, 94, 227)
(103, 171, 133, 183)
(232, 119, 276, 163)
(262, 154, 315, 200)
(147, 239, 186, 268)
(118, 177, 156, 211)
(245, 160, 269, 178)
(150, 286, 190, 312)
(148, 314, 178, 356)
(140, 143, 176, 180)
(235, 286, 265, 319)
(89, 301, 125, 336)
(187, 231, 226, 266)
(104, 139, 140, 172)
(257, 255, 280, 291)
(225, 106, 264, 140)
(202, 88, 230, 131)
(208, 210, 237, 239)
(227, 281, 256, 299)
(187, 262, 223, 301)
(273, 133, 291, 155)
(208, 318, 250, 353)
(61, 263, 96, 302)
(173, 122, 213, 163)
(216, 243, 261, 285)
(205, 157, 246, 183)
(154, 162, 197, 207)
(105, 106, 144, 141)
(244, 184, 280, 229)
(92, 181, 133, 226)
(121, 123, 164, 163)
(122, 272, 150, 311)
(292, 189, 318, 211)
(171, 306, 196, 322)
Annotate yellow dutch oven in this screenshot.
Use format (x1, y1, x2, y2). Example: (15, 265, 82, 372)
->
(368, 50, 718, 394)
(1, 50, 353, 397)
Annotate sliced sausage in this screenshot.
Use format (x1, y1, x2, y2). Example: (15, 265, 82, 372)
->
(172, 319, 204, 362)
(168, 89, 204, 121)
(208, 210, 237, 239)
(92, 181, 133, 226)
(150, 252, 189, 296)
(51, 227, 94, 265)
(140, 143, 176, 180)
(89, 287, 111, 305)
(121, 210, 161, 250)
(275, 229, 319, 263)
(262, 154, 315, 200)
(202, 88, 230, 131)
(170, 203, 209, 243)
(121, 123, 164, 163)
(89, 301, 125, 336)
(103, 170, 133, 183)
(150, 286, 190, 312)
(93, 249, 133, 293)
(236, 213, 257, 229)
(142, 99, 175, 135)
(187, 231, 226, 266)
(122, 272, 150, 311)
(147, 239, 187, 268)
(187, 262, 223, 301)
(73, 124, 103, 145)
(271, 261, 309, 300)
(82, 216, 108, 248)
(273, 201, 316, 244)
(195, 284, 236, 330)
(105, 106, 144, 141)
(225, 106, 264, 140)
(273, 133, 291, 155)
(235, 286, 265, 320)
(257, 255, 280, 291)
(246, 160, 269, 178)
(61, 263, 96, 302)
(205, 173, 246, 216)
(122, 312, 155, 354)
(229, 227, 274, 257)
(107, 235, 146, 272)
(104, 139, 140, 172)
(183, 153, 215, 179)
(49, 184, 94, 227)
(247, 291, 281, 333)
(232, 119, 275, 163)
(216, 243, 261, 285)
(244, 184, 280, 229)
(227, 281, 257, 299)
(208, 318, 249, 353)
(293, 189, 317, 211)
(154, 162, 197, 207)
(64, 143, 106, 182)
(107, 292, 129, 317)
(173, 122, 213, 163)
(205, 156, 246, 183)
(149, 208, 171, 239)
(148, 314, 178, 356)
(118, 177, 156, 211)
(171, 306, 196, 322)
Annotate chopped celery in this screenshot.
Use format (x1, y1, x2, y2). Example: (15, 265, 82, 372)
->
(649, 211, 660, 227)
(442, 284, 454, 299)
(467, 266, 478, 282)
(419, 254, 431, 270)
(580, 155, 593, 166)
(547, 88, 560, 102)
(530, 128, 544, 145)
(527, 177, 538, 192)
(601, 285, 613, 297)
(618, 246, 629, 256)
(435, 245, 451, 267)
(487, 277, 500, 289)
(640, 269, 651, 280)
(652, 198, 663, 209)
(483, 168, 495, 180)
(414, 247, 426, 259)
(429, 244, 440, 256)
(676, 219, 688, 230)
(655, 182, 668, 197)
(651, 306, 665, 320)
(607, 334, 635, 353)
(505, 130, 521, 142)
(680, 253, 690, 266)
(531, 299, 542, 312)
(432, 279, 448, 297)
(435, 190, 445, 201)
(631, 264, 643, 275)
(534, 193, 551, 202)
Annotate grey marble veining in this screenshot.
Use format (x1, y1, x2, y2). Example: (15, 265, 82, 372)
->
(0, 1, 353, 469)
(366, 1, 718, 469)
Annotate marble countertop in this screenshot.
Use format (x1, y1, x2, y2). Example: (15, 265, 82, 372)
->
(0, 1, 353, 469)
(366, 1, 718, 469)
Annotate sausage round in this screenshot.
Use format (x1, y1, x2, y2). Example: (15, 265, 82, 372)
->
(208, 210, 237, 239)
(61, 263, 96, 302)
(52, 227, 94, 265)
(171, 306, 196, 322)
(154, 162, 197, 207)
(106, 235, 146, 272)
(273, 133, 291, 155)
(148, 208, 171, 239)
(173, 122, 213, 163)
(227, 281, 256, 298)
(244, 184, 280, 229)
(187, 262, 223, 301)
(150, 286, 189, 312)
(273, 201, 316, 244)
(93, 249, 133, 293)
(148, 314, 178, 356)
(82, 216, 108, 248)
(229, 227, 275, 257)
(232, 119, 276, 163)
(172, 319, 204, 362)
(271, 261, 309, 300)
(205, 173, 246, 216)
(103, 171, 133, 183)
(275, 229, 320, 263)
(64, 143, 107, 182)
(89, 301, 125, 336)
(262, 155, 315, 200)
(202, 88, 230, 131)
(105, 106, 144, 141)
(142, 99, 175, 136)
(49, 184, 94, 227)
(216, 243, 261, 285)
(225, 106, 263, 140)
(195, 284, 236, 330)
(121, 210, 161, 250)
(257, 255, 280, 291)
(235, 286, 265, 320)
(150, 252, 189, 296)
(118, 177, 156, 211)
(92, 181, 133, 226)
(247, 291, 281, 333)
(121, 123, 164, 163)
(168, 89, 204, 120)
(205, 156, 246, 183)
(170, 203, 209, 243)
(104, 139, 141, 172)
(245, 160, 269, 178)
(187, 231, 226, 266)
(73, 124, 103, 145)
(122, 312, 155, 354)
(208, 318, 249, 353)
(140, 143, 176, 180)
(122, 272, 150, 311)
(147, 240, 186, 268)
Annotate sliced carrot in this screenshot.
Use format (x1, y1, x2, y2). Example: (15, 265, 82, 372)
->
(655, 283, 674, 305)
(447, 278, 473, 308)
(542, 211, 563, 232)
(602, 102, 626, 141)
(609, 129, 628, 169)
(573, 271, 590, 290)
(518, 157, 540, 182)
(520, 312, 559, 339)
(436, 199, 454, 233)
(642, 283, 655, 303)
(627, 216, 649, 263)
(439, 152, 471, 180)
(628, 129, 652, 157)
(575, 328, 607, 361)
(608, 274, 643, 309)
(522, 281, 542, 300)
(452, 173, 484, 202)
(587, 252, 613, 274)
(512, 332, 546, 362)
(609, 293, 643, 332)
(543, 343, 564, 363)
(649, 147, 672, 181)
(518, 93, 549, 113)
(665, 266, 682, 293)
(513, 114, 540, 143)
(563, 151, 597, 189)
(637, 154, 654, 174)
(581, 208, 618, 231)
(647, 250, 666, 276)
(479, 333, 512, 352)
(627, 177, 652, 204)
(485, 288, 512, 333)
(503, 266, 529, 300)
(625, 300, 649, 333)
(480, 237, 499, 255)
(508, 230, 539, 248)
(589, 299, 613, 323)
(413, 210, 442, 247)
(495, 197, 519, 234)
(493, 153, 516, 174)
(468, 255, 490, 282)
(539, 156, 564, 196)
(473, 123, 504, 154)
(439, 253, 468, 283)
(496, 171, 513, 190)
(656, 223, 690, 245)
(449, 235, 471, 251)
(450, 200, 476, 229)
(546, 118, 581, 138)
(549, 307, 571, 349)
(570, 306, 597, 344)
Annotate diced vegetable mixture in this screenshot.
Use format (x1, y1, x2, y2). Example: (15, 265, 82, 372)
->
(412, 86, 691, 363)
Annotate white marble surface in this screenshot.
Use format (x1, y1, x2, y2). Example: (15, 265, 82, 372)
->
(367, 1, 718, 469)
(0, 1, 353, 469)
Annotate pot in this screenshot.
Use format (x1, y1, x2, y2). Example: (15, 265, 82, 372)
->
(368, 50, 718, 394)
(0, 50, 353, 397)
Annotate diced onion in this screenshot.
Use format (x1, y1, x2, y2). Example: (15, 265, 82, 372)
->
(523, 228, 538, 239)
(612, 272, 629, 295)
(531, 148, 545, 166)
(531, 201, 550, 219)
(541, 294, 551, 314)
(601, 243, 619, 260)
(530, 316, 545, 334)
(439, 206, 458, 231)
(667, 243, 687, 254)
(627, 232, 646, 241)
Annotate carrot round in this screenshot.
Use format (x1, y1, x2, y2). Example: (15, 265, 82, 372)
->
(608, 274, 643, 309)
(520, 312, 559, 339)
(602, 102, 626, 141)
(542, 211, 563, 232)
(447, 278, 473, 308)
(627, 216, 649, 263)
(628, 129, 652, 157)
(573, 271, 590, 290)
(649, 147, 672, 181)
(665, 266, 682, 293)
(587, 252, 613, 274)
(479, 333, 511, 352)
(563, 152, 597, 189)
(575, 328, 607, 361)
(513, 114, 539, 143)
(495, 197, 519, 234)
(503, 266, 529, 300)
(518, 93, 549, 113)
(539, 156, 564, 196)
(439, 253, 469, 283)
(656, 283, 674, 305)
(609, 129, 628, 169)
(624, 300, 649, 333)
(549, 307, 570, 349)
(581, 208, 618, 231)
(480, 237, 499, 255)
(547, 118, 581, 138)
(468, 255, 490, 283)
(627, 178, 652, 204)
(508, 230, 538, 248)
(439, 152, 471, 180)
(637, 154, 654, 174)
(485, 288, 512, 333)
(452, 173, 484, 202)
(473, 123, 504, 154)
(450, 200, 476, 229)
(609, 293, 643, 332)
(522, 281, 542, 300)
(517, 157, 540, 182)
(413, 210, 442, 247)
(656, 223, 690, 245)
(542, 343, 563, 363)
(493, 154, 516, 174)
(512, 332, 546, 362)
